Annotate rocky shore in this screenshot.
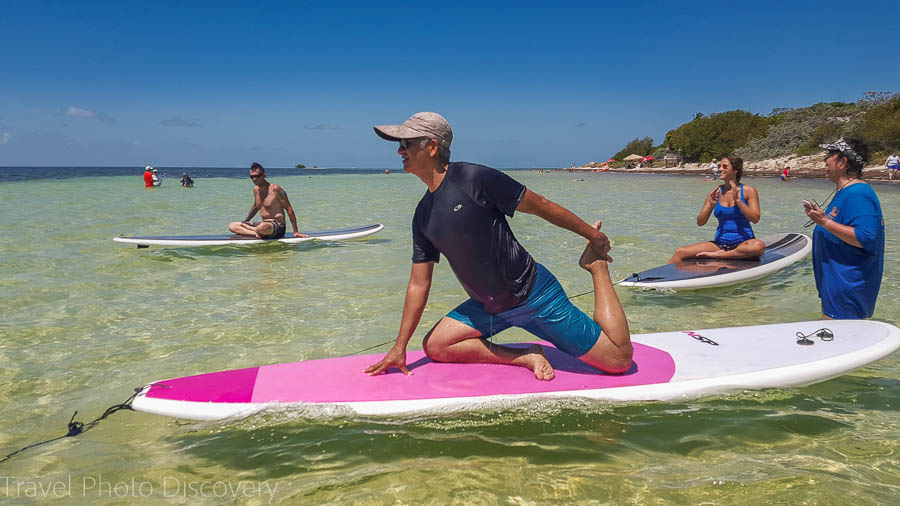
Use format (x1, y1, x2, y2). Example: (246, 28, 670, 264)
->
(569, 154, 897, 181)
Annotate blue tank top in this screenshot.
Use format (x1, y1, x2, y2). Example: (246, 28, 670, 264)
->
(713, 184, 755, 245)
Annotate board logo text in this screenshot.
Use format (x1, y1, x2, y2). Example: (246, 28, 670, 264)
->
(683, 331, 719, 346)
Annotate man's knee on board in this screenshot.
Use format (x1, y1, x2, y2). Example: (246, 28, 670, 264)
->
(422, 333, 448, 362)
(601, 330, 633, 373)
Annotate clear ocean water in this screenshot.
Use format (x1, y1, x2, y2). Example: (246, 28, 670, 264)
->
(0, 167, 897, 504)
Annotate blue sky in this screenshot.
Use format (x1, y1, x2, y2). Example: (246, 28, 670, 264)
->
(1, 0, 897, 168)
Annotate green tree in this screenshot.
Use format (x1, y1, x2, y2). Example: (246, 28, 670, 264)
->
(738, 101, 857, 160)
(612, 137, 653, 160)
(858, 91, 895, 108)
(295, 163, 306, 169)
(736, 121, 817, 161)
(854, 94, 900, 152)
(791, 101, 862, 155)
(663, 110, 774, 162)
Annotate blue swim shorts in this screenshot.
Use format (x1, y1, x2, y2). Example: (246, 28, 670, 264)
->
(446, 263, 601, 357)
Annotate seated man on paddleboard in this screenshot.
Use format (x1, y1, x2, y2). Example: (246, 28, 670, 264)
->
(365, 112, 632, 381)
(228, 162, 308, 239)
(668, 155, 765, 263)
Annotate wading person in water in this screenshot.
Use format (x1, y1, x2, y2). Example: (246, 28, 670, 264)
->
(803, 138, 884, 319)
(364, 112, 632, 381)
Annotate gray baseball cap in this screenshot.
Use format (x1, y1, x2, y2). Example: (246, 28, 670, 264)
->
(374, 112, 453, 149)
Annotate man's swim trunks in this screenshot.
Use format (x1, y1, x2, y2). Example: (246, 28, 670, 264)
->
(446, 263, 602, 357)
(259, 221, 286, 239)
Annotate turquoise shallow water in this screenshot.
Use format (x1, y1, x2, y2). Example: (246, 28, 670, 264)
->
(0, 171, 898, 504)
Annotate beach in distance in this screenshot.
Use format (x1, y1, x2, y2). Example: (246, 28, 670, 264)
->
(0, 168, 898, 503)
(4, 157, 896, 183)
(570, 154, 900, 180)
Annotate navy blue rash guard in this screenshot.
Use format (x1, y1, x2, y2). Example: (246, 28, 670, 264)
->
(412, 162, 537, 314)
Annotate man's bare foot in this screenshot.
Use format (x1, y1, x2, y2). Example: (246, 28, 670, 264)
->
(695, 250, 724, 259)
(513, 344, 555, 380)
(579, 221, 609, 273)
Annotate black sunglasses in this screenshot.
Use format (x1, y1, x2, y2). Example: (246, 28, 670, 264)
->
(399, 138, 428, 150)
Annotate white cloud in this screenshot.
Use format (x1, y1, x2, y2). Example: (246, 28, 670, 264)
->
(0, 132, 9, 145)
(66, 106, 95, 118)
(63, 106, 116, 124)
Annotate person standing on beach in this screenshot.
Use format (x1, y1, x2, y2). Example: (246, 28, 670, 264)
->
(227, 163, 308, 239)
(886, 153, 899, 180)
(364, 112, 632, 381)
(668, 155, 765, 262)
(143, 166, 154, 187)
(710, 159, 719, 180)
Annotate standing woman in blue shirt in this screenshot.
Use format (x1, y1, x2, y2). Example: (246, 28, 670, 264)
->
(803, 138, 884, 319)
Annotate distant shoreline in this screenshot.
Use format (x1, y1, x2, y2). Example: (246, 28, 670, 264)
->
(565, 154, 899, 181)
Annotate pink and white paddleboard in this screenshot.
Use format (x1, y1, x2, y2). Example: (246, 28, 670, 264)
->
(132, 320, 900, 420)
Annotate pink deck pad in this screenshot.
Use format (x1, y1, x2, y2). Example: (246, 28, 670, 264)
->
(147, 366, 260, 402)
(146, 342, 675, 404)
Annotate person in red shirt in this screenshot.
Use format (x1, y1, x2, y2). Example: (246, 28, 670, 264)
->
(781, 167, 790, 182)
(143, 166, 154, 187)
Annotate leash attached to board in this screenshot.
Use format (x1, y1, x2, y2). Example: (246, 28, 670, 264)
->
(795, 328, 834, 346)
(0, 389, 140, 464)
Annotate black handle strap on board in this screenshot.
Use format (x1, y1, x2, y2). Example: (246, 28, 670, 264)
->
(796, 328, 834, 346)
(0, 388, 141, 464)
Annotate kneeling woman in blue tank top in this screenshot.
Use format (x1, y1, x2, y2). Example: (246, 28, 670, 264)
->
(669, 155, 766, 263)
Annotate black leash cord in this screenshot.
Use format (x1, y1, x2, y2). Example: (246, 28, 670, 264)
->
(568, 271, 634, 298)
(1, 388, 140, 464)
(796, 328, 834, 346)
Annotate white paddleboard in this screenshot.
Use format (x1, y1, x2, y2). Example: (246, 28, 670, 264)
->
(619, 233, 811, 290)
(113, 223, 383, 248)
(131, 320, 900, 420)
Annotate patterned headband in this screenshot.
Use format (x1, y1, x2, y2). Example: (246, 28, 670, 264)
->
(819, 138, 864, 166)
